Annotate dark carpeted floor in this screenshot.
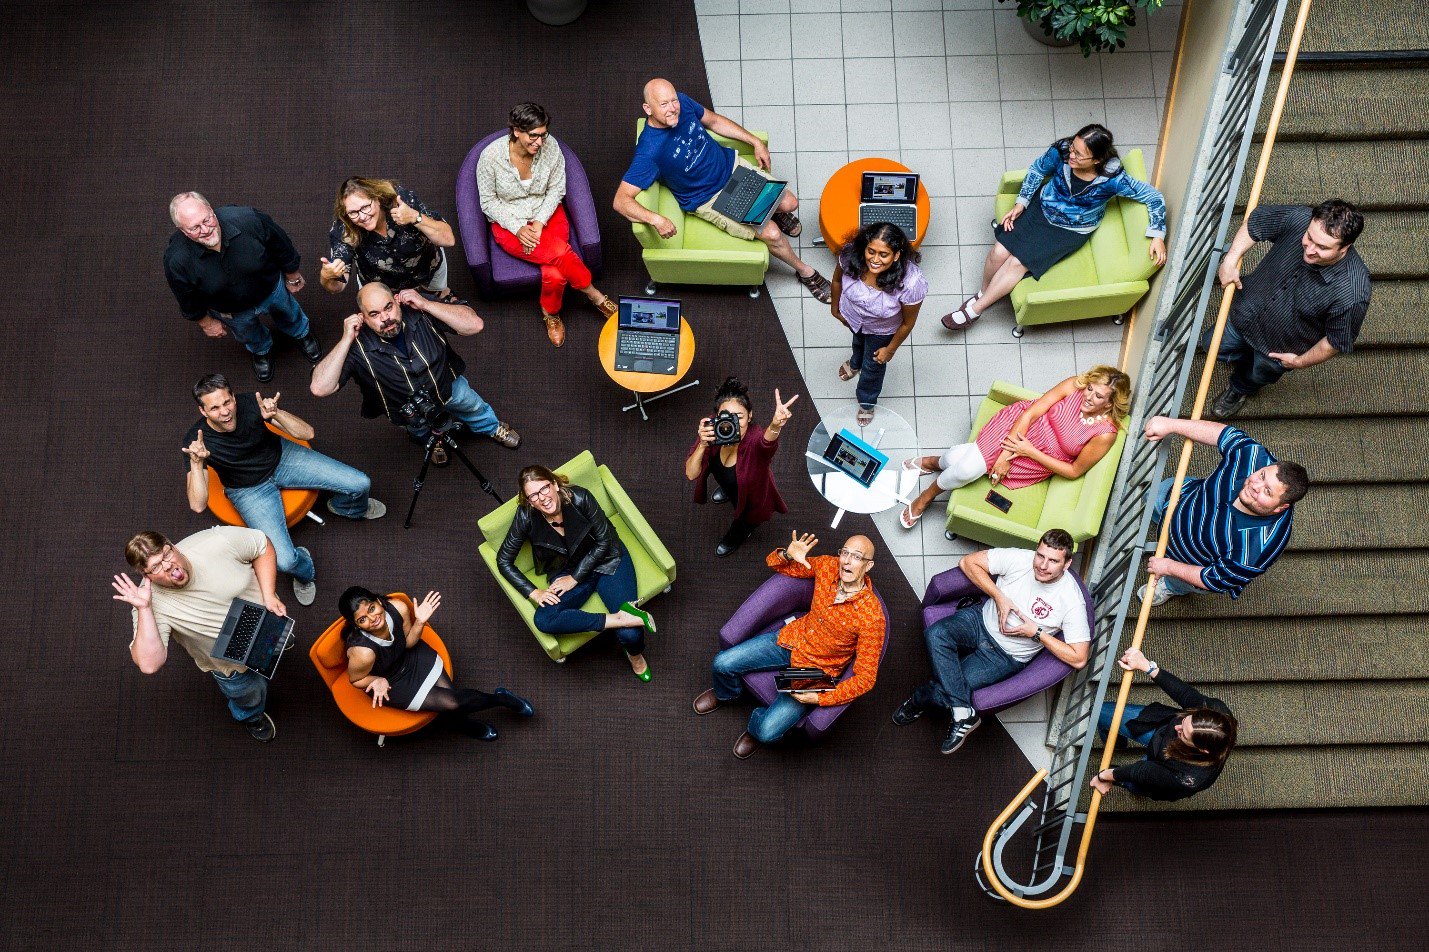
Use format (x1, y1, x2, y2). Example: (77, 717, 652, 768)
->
(0, 2, 1423, 949)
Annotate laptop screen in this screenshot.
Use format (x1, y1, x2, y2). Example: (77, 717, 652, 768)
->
(619, 297, 681, 331)
(862, 172, 918, 203)
(743, 181, 786, 224)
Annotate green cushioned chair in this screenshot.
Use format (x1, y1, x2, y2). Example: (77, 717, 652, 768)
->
(943, 381, 1127, 551)
(994, 148, 1161, 337)
(477, 451, 677, 662)
(631, 121, 770, 297)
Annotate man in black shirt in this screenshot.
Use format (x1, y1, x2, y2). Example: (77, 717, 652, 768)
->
(183, 373, 385, 606)
(164, 192, 324, 383)
(1209, 200, 1372, 419)
(309, 282, 521, 462)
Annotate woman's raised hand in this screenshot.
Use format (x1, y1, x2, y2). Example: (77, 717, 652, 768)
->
(414, 590, 442, 626)
(770, 388, 800, 428)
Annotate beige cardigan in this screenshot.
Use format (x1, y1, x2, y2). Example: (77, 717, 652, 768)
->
(475, 133, 567, 235)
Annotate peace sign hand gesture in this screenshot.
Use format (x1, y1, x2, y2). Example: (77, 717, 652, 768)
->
(770, 388, 800, 429)
(256, 391, 281, 420)
(182, 430, 209, 465)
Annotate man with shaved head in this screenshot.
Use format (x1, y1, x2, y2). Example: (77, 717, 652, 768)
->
(164, 191, 323, 382)
(694, 530, 887, 759)
(613, 78, 832, 303)
(309, 282, 521, 459)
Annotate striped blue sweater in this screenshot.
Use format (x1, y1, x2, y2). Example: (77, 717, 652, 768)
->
(1168, 427, 1294, 598)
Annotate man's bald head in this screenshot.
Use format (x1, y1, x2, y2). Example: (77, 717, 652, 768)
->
(844, 535, 875, 560)
(642, 78, 682, 128)
(837, 534, 876, 587)
(356, 281, 401, 337)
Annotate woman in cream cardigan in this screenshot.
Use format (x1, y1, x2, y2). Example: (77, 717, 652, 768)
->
(476, 102, 616, 347)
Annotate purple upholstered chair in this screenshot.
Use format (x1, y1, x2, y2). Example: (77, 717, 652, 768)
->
(920, 566, 1090, 714)
(717, 572, 891, 740)
(454, 130, 603, 299)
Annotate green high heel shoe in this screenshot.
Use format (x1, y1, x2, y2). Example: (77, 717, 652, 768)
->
(619, 602, 657, 633)
(625, 652, 653, 683)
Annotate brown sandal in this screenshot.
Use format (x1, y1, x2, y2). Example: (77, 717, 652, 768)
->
(798, 269, 832, 304)
(838, 360, 859, 381)
(940, 294, 983, 332)
(772, 210, 803, 237)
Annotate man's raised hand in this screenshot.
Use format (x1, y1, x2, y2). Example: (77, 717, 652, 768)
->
(256, 391, 281, 420)
(394, 288, 427, 312)
(785, 530, 818, 566)
(111, 573, 152, 609)
(343, 313, 364, 339)
(182, 430, 209, 464)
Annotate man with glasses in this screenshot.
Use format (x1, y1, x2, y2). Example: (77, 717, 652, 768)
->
(693, 531, 887, 759)
(164, 191, 323, 383)
(319, 177, 455, 297)
(893, 529, 1091, 755)
(112, 528, 289, 742)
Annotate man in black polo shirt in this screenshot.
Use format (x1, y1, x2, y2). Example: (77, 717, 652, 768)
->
(183, 373, 384, 606)
(309, 282, 521, 463)
(164, 191, 324, 383)
(1209, 199, 1372, 419)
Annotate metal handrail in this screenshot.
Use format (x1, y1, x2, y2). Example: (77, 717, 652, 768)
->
(978, 0, 1315, 908)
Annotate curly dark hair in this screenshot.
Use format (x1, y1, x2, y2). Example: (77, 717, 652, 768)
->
(713, 376, 754, 420)
(837, 221, 920, 292)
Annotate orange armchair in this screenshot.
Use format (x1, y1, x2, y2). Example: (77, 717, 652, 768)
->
(308, 592, 454, 746)
(206, 424, 321, 528)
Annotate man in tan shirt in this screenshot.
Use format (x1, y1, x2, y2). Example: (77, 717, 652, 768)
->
(112, 526, 288, 742)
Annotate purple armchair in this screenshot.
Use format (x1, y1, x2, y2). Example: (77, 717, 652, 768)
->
(454, 130, 603, 299)
(920, 566, 1089, 714)
(718, 572, 891, 740)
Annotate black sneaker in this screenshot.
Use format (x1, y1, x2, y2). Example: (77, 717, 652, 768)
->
(246, 712, 277, 743)
(892, 697, 924, 727)
(251, 352, 275, 383)
(940, 714, 981, 754)
(1209, 386, 1248, 420)
(298, 333, 323, 362)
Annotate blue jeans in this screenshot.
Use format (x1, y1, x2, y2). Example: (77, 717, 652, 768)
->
(1151, 478, 1209, 598)
(1097, 701, 1155, 746)
(531, 542, 644, 654)
(212, 667, 268, 723)
(210, 276, 312, 356)
(407, 374, 500, 441)
(1201, 321, 1287, 397)
(910, 604, 1026, 715)
(223, 441, 372, 582)
(851, 330, 895, 409)
(711, 629, 815, 743)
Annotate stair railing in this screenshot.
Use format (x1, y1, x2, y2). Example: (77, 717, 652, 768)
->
(975, 0, 1313, 908)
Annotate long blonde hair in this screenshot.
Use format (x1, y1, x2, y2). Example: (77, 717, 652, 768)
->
(1075, 365, 1132, 423)
(333, 177, 399, 248)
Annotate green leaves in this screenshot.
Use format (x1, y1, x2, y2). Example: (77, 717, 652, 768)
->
(1007, 0, 1164, 56)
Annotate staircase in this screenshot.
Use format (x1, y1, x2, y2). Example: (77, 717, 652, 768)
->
(1106, 0, 1429, 812)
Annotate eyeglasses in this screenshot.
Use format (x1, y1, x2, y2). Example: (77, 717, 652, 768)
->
(519, 129, 549, 141)
(525, 482, 555, 503)
(347, 200, 377, 221)
(181, 214, 217, 236)
(837, 548, 872, 563)
(143, 545, 181, 576)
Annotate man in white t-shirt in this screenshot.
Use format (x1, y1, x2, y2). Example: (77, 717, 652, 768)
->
(894, 529, 1091, 754)
(112, 526, 289, 742)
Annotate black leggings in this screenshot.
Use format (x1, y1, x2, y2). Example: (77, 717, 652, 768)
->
(721, 517, 758, 549)
(419, 674, 512, 734)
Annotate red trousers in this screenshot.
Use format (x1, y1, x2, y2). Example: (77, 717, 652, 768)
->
(491, 205, 592, 315)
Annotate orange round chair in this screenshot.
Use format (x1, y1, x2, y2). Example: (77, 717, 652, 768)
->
(818, 156, 932, 250)
(206, 424, 321, 528)
(308, 592, 454, 746)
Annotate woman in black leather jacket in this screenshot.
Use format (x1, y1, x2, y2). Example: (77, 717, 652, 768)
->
(497, 465, 654, 680)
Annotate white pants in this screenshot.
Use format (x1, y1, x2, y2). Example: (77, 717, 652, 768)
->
(934, 443, 989, 491)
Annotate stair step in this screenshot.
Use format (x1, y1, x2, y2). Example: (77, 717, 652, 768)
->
(1150, 550, 1429, 618)
(1132, 615, 1429, 682)
(1229, 210, 1429, 280)
(1240, 140, 1429, 210)
(1115, 679, 1429, 746)
(1260, 66, 1429, 140)
(1183, 416, 1429, 482)
(1193, 351, 1429, 419)
(1355, 281, 1429, 348)
(1285, 483, 1429, 548)
(1101, 744, 1429, 811)
(1277, 0, 1429, 54)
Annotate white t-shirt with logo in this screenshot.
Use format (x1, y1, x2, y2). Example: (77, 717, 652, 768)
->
(979, 548, 1091, 662)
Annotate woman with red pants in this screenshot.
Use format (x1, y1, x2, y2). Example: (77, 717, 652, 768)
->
(476, 103, 617, 347)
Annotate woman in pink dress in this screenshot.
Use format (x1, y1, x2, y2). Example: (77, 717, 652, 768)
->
(900, 366, 1131, 528)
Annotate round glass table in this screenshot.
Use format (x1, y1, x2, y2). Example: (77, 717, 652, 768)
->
(805, 403, 921, 527)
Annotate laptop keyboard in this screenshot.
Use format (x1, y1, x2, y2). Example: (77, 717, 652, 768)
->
(723, 173, 765, 212)
(860, 205, 917, 236)
(621, 330, 677, 361)
(224, 604, 265, 660)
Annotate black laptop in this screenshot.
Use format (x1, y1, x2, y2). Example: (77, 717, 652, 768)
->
(858, 171, 920, 241)
(615, 296, 682, 374)
(210, 597, 293, 680)
(710, 163, 788, 228)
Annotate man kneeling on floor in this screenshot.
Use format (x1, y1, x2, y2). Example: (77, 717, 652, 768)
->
(693, 531, 887, 760)
(895, 529, 1090, 755)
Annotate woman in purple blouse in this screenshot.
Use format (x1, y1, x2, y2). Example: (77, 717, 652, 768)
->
(830, 222, 928, 425)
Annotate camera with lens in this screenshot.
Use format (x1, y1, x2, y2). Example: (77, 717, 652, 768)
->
(397, 388, 456, 433)
(710, 409, 743, 446)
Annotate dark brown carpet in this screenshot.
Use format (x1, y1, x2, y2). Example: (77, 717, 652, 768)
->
(0, 1, 1423, 949)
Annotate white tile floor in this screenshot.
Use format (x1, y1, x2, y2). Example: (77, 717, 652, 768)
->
(696, 0, 1177, 767)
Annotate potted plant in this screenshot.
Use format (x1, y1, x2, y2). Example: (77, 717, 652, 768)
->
(1001, 0, 1165, 55)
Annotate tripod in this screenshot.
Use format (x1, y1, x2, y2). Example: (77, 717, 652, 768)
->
(403, 423, 501, 528)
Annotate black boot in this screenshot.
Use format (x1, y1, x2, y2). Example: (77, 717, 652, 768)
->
(494, 687, 535, 717)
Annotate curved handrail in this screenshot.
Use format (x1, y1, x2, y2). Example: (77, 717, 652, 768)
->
(979, 0, 1315, 909)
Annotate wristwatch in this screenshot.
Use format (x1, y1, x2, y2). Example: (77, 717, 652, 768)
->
(414, 212, 424, 225)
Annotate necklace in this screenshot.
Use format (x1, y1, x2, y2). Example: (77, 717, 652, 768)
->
(1080, 411, 1108, 427)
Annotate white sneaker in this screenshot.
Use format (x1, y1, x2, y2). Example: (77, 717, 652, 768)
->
(1134, 578, 1172, 607)
(293, 547, 317, 607)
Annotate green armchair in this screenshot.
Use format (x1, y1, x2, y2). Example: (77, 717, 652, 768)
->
(995, 148, 1160, 337)
(477, 451, 677, 662)
(630, 121, 770, 297)
(944, 382, 1127, 551)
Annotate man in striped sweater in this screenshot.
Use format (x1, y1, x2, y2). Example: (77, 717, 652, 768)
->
(1141, 417, 1308, 605)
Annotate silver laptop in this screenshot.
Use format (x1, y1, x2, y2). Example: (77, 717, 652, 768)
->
(858, 171, 920, 241)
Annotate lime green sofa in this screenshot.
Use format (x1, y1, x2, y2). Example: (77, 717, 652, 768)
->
(943, 382, 1127, 551)
(995, 148, 1161, 337)
(631, 121, 770, 297)
(477, 451, 677, 662)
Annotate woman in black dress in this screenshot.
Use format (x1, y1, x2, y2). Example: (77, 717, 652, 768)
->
(341, 587, 534, 740)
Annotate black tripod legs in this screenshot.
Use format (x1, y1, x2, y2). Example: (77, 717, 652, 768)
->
(403, 432, 502, 529)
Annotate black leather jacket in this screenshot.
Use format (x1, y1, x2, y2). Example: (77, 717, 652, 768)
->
(496, 486, 622, 597)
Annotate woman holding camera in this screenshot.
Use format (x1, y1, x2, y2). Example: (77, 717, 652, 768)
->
(899, 365, 1131, 528)
(830, 222, 927, 426)
(685, 377, 797, 557)
(320, 177, 456, 296)
(1090, 647, 1237, 802)
(496, 465, 654, 681)
(339, 586, 534, 741)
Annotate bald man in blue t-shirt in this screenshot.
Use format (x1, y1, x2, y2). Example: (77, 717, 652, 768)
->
(613, 78, 831, 303)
